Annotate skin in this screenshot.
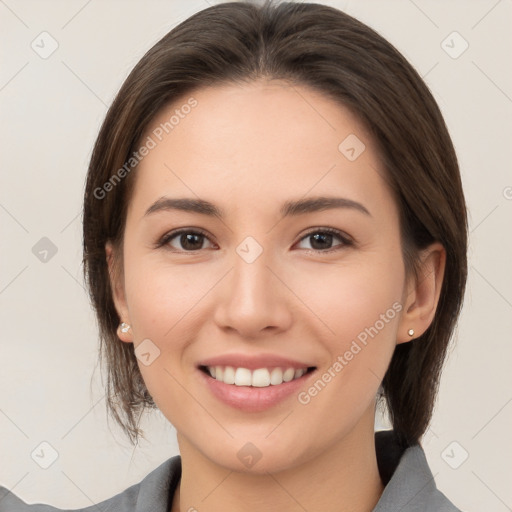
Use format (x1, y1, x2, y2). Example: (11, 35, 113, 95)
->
(106, 80, 445, 512)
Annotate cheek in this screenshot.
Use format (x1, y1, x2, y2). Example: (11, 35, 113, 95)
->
(123, 250, 215, 340)
(290, 252, 404, 407)
(290, 251, 404, 343)
(121, 254, 206, 414)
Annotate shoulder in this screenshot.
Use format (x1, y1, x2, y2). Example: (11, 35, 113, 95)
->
(374, 432, 465, 512)
(0, 456, 181, 512)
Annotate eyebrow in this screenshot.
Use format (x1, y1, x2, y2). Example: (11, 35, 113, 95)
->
(144, 195, 371, 219)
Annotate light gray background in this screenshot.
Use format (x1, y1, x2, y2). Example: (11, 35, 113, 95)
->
(1, 0, 511, 510)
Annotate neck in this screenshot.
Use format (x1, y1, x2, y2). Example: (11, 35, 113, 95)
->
(172, 412, 384, 512)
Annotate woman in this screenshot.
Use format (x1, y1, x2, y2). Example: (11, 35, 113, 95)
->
(0, 1, 467, 510)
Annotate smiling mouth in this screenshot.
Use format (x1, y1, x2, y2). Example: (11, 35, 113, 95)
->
(199, 365, 316, 387)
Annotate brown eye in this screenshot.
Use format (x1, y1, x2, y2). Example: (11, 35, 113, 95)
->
(296, 228, 352, 252)
(160, 229, 215, 251)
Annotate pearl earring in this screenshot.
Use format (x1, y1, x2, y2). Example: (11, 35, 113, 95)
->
(407, 329, 415, 336)
(120, 322, 131, 333)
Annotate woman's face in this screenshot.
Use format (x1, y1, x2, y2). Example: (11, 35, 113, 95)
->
(109, 80, 413, 472)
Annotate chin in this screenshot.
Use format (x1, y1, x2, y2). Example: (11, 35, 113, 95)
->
(193, 432, 314, 475)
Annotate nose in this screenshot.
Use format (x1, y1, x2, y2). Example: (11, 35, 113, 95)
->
(212, 250, 293, 339)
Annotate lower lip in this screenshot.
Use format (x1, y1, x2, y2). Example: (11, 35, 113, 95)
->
(198, 369, 315, 412)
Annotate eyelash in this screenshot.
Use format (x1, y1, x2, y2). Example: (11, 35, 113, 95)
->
(156, 227, 354, 254)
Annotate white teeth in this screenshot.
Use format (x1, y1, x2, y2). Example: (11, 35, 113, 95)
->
(223, 366, 235, 384)
(269, 368, 283, 385)
(283, 368, 295, 382)
(207, 365, 309, 387)
(252, 368, 270, 387)
(234, 367, 252, 386)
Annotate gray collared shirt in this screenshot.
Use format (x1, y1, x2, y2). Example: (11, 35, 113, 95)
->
(0, 431, 464, 511)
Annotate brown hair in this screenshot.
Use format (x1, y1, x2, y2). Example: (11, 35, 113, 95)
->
(83, 0, 467, 448)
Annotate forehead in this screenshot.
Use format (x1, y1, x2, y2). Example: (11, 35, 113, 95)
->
(144, 79, 370, 155)
(128, 80, 393, 220)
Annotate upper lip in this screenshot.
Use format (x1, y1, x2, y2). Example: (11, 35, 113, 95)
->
(198, 353, 315, 371)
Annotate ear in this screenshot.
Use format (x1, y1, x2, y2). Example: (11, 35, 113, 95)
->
(105, 240, 133, 343)
(397, 242, 446, 344)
